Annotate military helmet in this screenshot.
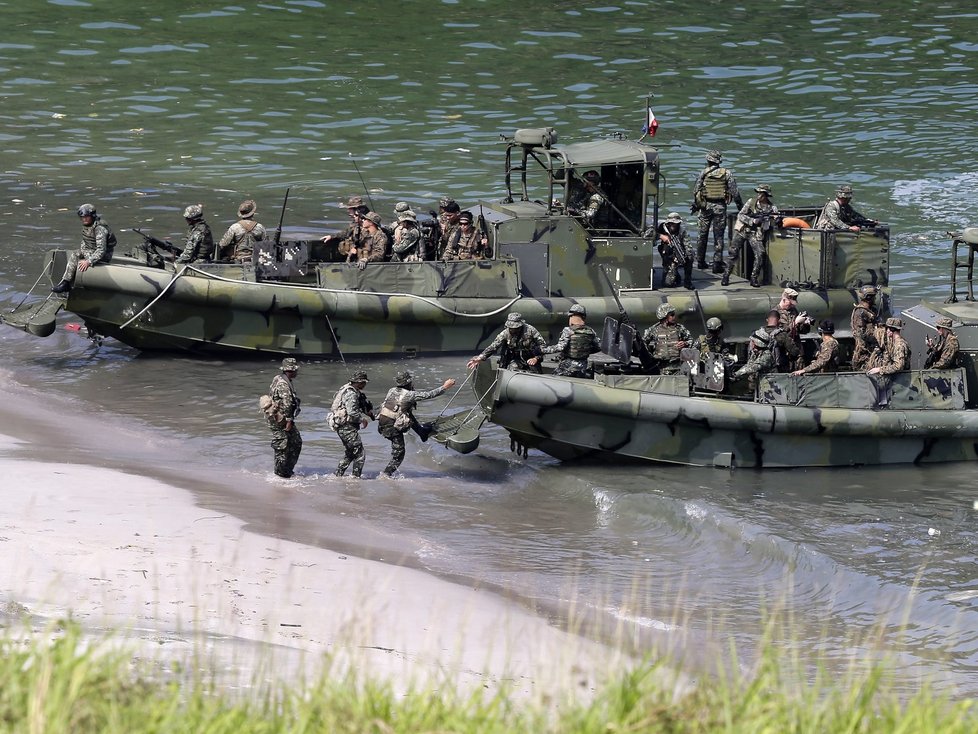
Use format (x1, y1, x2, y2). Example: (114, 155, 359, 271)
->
(656, 303, 676, 320)
(183, 203, 203, 220)
(280, 357, 299, 372)
(238, 199, 257, 218)
(349, 369, 369, 383)
(751, 328, 771, 344)
(936, 316, 954, 329)
(706, 317, 722, 331)
(858, 285, 877, 299)
(342, 195, 364, 209)
(706, 149, 722, 164)
(665, 211, 683, 224)
(568, 304, 587, 317)
(754, 184, 773, 196)
(817, 319, 835, 334)
(505, 312, 525, 328)
(76, 203, 97, 218)
(885, 317, 904, 331)
(363, 211, 382, 226)
(836, 184, 854, 198)
(394, 370, 413, 387)
(394, 201, 411, 213)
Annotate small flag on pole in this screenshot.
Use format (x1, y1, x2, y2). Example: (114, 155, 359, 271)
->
(643, 106, 659, 137)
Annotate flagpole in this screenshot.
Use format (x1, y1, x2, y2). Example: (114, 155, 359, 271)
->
(638, 91, 655, 142)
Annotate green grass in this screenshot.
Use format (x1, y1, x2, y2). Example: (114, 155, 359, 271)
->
(0, 622, 973, 733)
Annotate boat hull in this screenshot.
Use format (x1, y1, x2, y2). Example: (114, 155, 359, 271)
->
(475, 364, 978, 468)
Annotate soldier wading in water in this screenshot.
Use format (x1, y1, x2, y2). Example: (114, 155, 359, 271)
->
(328, 370, 374, 478)
(263, 357, 302, 479)
(377, 371, 456, 477)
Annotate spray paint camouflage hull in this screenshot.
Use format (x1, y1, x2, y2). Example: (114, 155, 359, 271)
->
(473, 360, 978, 468)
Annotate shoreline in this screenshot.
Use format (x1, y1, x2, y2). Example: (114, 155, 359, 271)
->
(0, 378, 649, 699)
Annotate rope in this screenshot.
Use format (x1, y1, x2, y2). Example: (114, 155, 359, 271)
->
(119, 265, 189, 330)
(9, 262, 51, 313)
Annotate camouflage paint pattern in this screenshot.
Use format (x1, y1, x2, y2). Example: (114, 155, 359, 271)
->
(473, 360, 978, 468)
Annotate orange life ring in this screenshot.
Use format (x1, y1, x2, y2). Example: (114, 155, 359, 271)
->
(780, 217, 811, 229)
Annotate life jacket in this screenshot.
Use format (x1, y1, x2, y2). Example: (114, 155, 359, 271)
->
(702, 167, 729, 201)
(567, 325, 598, 359)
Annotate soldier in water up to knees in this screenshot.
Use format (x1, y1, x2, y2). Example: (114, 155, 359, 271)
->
(329, 370, 374, 478)
(265, 357, 302, 479)
(377, 371, 456, 477)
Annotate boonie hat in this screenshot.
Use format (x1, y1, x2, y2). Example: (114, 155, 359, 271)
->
(238, 199, 257, 218)
(936, 316, 954, 329)
(656, 303, 676, 320)
(394, 371, 413, 387)
(505, 312, 525, 328)
(836, 184, 854, 198)
(754, 184, 773, 196)
(398, 213, 418, 223)
(885, 317, 904, 330)
(350, 370, 369, 383)
(342, 195, 364, 209)
(280, 357, 299, 372)
(183, 203, 203, 220)
(394, 201, 411, 213)
(363, 211, 382, 226)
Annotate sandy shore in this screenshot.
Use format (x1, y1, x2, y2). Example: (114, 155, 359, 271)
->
(0, 421, 635, 699)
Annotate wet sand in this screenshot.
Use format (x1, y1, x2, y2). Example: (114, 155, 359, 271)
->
(0, 378, 640, 699)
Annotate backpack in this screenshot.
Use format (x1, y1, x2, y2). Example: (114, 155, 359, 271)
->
(258, 394, 286, 428)
(327, 385, 353, 430)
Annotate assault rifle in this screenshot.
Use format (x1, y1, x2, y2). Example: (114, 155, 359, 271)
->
(133, 228, 181, 257)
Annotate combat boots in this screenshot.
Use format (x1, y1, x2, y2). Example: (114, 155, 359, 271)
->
(51, 279, 71, 294)
(711, 260, 725, 275)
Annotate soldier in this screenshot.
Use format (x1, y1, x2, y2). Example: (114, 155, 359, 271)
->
(175, 204, 214, 264)
(322, 195, 369, 260)
(691, 150, 742, 273)
(348, 212, 387, 266)
(777, 287, 811, 371)
(791, 320, 840, 375)
(867, 318, 911, 375)
(761, 308, 800, 373)
(217, 199, 266, 264)
(391, 211, 423, 262)
(52, 203, 118, 293)
(443, 210, 490, 260)
(732, 328, 776, 391)
(436, 198, 462, 259)
(329, 370, 374, 478)
(266, 357, 302, 479)
(816, 185, 877, 231)
(693, 317, 733, 359)
(567, 170, 605, 228)
(642, 303, 692, 375)
(540, 304, 601, 378)
(850, 285, 880, 370)
(377, 371, 456, 477)
(924, 317, 960, 369)
(734, 184, 780, 287)
(657, 212, 694, 289)
(466, 312, 547, 372)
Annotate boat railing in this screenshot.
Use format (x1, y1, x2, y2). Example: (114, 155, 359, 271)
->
(946, 228, 978, 303)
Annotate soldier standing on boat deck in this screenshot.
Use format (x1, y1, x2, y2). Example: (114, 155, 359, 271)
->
(348, 212, 387, 266)
(734, 184, 779, 287)
(266, 357, 302, 479)
(436, 198, 462, 260)
(217, 199, 266, 264)
(322, 196, 368, 260)
(377, 371, 456, 477)
(642, 304, 692, 375)
(175, 204, 214, 264)
(850, 285, 880, 370)
(777, 287, 810, 372)
(540, 304, 601, 378)
(443, 210, 490, 260)
(52, 203, 118, 293)
(466, 312, 547, 372)
(867, 318, 911, 375)
(692, 150, 742, 273)
(761, 308, 799, 373)
(925, 317, 960, 369)
(391, 210, 423, 262)
(816, 185, 877, 232)
(329, 370, 374, 478)
(657, 211, 694, 289)
(792, 320, 840, 375)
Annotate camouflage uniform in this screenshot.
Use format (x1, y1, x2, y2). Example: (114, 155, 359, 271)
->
(850, 302, 879, 370)
(692, 332, 732, 359)
(61, 215, 117, 284)
(816, 199, 875, 230)
(478, 315, 547, 371)
(657, 220, 694, 289)
(331, 382, 373, 477)
(693, 161, 740, 269)
(335, 219, 365, 258)
(353, 228, 388, 263)
(736, 194, 779, 286)
(377, 379, 448, 476)
(218, 220, 266, 264)
(766, 324, 800, 373)
(391, 221, 422, 262)
(925, 327, 959, 369)
(867, 328, 911, 375)
(733, 330, 776, 391)
(437, 214, 461, 260)
(797, 336, 840, 374)
(444, 227, 487, 260)
(777, 304, 807, 372)
(176, 220, 214, 264)
(267, 368, 302, 478)
(542, 323, 600, 378)
(642, 321, 693, 374)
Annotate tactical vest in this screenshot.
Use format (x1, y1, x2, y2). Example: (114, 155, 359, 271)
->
(81, 219, 117, 260)
(702, 168, 729, 201)
(566, 325, 597, 359)
(234, 219, 260, 261)
(188, 222, 215, 262)
(328, 384, 356, 429)
(651, 323, 682, 361)
(381, 386, 409, 416)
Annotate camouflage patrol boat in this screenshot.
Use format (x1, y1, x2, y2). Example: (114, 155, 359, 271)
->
(468, 229, 978, 469)
(2, 127, 891, 357)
